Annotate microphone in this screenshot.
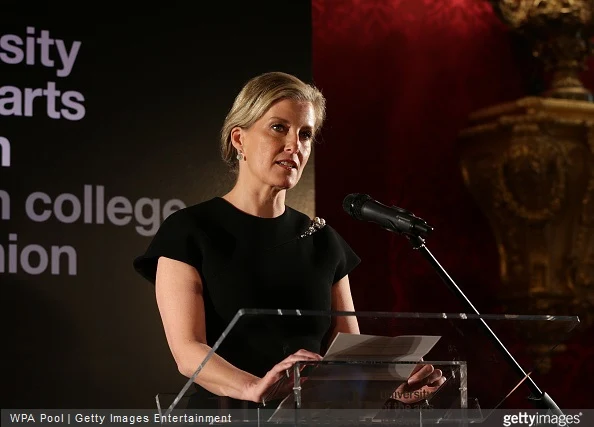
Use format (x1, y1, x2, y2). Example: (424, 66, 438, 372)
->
(342, 193, 433, 238)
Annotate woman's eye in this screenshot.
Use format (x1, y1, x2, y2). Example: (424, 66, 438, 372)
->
(300, 131, 313, 141)
(271, 124, 286, 132)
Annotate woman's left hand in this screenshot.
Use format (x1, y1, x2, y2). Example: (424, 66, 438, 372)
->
(391, 363, 446, 404)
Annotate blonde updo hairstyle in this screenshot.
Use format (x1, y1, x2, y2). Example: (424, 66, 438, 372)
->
(220, 72, 326, 172)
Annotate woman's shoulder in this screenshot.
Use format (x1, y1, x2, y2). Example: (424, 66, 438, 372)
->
(132, 199, 221, 284)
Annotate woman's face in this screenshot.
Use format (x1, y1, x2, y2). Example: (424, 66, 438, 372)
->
(233, 98, 315, 191)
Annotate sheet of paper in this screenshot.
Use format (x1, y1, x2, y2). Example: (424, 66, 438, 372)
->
(325, 333, 441, 361)
(322, 333, 441, 379)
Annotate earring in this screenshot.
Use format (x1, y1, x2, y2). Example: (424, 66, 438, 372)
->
(236, 151, 244, 161)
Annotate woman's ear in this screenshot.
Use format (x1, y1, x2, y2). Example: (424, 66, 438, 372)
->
(230, 126, 243, 152)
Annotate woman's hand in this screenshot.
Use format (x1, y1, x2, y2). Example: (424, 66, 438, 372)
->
(240, 349, 322, 403)
(391, 363, 446, 404)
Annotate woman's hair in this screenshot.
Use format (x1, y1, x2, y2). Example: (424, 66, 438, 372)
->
(220, 71, 326, 171)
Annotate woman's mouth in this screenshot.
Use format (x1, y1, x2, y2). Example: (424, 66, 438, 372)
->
(275, 160, 297, 171)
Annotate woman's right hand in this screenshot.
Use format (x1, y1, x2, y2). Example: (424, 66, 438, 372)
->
(241, 349, 322, 403)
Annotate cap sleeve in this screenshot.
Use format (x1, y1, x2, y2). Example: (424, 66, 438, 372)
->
(133, 209, 202, 284)
(326, 225, 361, 284)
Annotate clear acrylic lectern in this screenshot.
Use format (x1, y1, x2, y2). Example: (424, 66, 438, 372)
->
(155, 309, 579, 426)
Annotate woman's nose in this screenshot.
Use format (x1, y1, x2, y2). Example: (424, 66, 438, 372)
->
(284, 133, 300, 153)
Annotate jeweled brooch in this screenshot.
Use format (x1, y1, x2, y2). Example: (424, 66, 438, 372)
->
(300, 216, 326, 238)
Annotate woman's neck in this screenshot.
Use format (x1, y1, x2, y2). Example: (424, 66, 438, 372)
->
(223, 181, 286, 218)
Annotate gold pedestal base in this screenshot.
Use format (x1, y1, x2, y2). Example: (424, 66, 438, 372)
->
(459, 96, 594, 324)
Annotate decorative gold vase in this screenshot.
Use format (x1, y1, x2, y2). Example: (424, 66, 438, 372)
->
(458, 98, 594, 371)
(490, 0, 594, 101)
(458, 1, 594, 370)
(459, 98, 594, 320)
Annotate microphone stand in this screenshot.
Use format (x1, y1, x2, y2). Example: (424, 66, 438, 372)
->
(405, 234, 563, 416)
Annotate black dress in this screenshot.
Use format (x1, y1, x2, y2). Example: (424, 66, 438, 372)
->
(133, 197, 360, 408)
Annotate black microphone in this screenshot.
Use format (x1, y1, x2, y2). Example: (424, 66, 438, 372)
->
(342, 193, 433, 238)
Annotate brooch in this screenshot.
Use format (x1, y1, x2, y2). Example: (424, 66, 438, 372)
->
(300, 216, 326, 238)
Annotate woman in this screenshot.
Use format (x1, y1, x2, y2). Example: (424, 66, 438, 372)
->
(134, 72, 442, 409)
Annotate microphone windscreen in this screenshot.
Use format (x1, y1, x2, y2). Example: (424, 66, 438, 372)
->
(342, 193, 371, 220)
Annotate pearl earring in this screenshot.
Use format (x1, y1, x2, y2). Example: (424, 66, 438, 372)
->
(236, 151, 244, 161)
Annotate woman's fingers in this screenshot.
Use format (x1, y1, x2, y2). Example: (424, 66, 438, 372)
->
(427, 376, 446, 388)
(407, 366, 445, 394)
(407, 364, 434, 385)
(267, 350, 322, 377)
(408, 358, 425, 376)
(291, 349, 323, 360)
(423, 368, 443, 386)
(279, 350, 323, 367)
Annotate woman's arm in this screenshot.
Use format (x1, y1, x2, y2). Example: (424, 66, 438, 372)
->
(155, 257, 321, 402)
(327, 274, 360, 345)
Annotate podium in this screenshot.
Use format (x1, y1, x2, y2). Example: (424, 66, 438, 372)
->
(155, 309, 579, 426)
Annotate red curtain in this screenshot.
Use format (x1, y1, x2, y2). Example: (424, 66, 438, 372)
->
(313, 0, 593, 409)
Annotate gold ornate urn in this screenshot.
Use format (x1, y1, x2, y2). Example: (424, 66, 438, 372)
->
(458, 1, 594, 339)
(490, 0, 594, 101)
(459, 99, 594, 319)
